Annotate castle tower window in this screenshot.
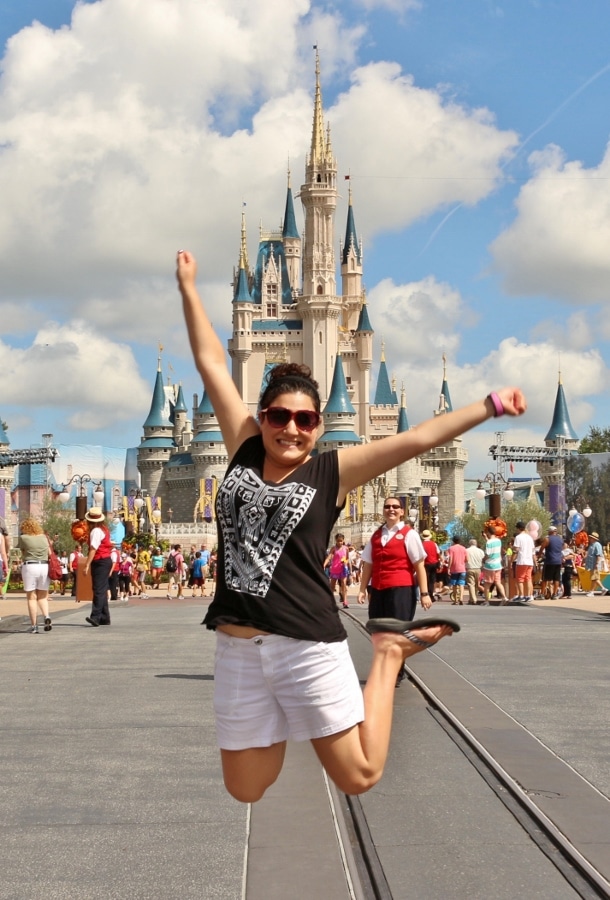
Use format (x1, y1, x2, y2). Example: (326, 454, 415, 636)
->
(265, 283, 278, 318)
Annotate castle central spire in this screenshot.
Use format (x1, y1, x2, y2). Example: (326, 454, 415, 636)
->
(310, 48, 326, 166)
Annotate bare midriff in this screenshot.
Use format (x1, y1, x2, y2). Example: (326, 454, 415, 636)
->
(216, 624, 271, 638)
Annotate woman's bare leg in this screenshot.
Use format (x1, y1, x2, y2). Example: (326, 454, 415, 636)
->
(311, 624, 454, 795)
(220, 741, 287, 803)
(36, 589, 49, 618)
(26, 590, 38, 625)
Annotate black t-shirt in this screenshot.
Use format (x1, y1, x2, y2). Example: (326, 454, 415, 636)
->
(203, 435, 347, 642)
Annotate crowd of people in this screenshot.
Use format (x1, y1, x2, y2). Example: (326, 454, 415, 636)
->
(0, 507, 218, 632)
(324, 520, 609, 612)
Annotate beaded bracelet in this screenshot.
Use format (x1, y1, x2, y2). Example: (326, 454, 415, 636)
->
(487, 392, 505, 417)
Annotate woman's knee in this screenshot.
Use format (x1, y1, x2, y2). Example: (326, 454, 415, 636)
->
(327, 765, 383, 796)
(220, 744, 286, 803)
(223, 776, 271, 804)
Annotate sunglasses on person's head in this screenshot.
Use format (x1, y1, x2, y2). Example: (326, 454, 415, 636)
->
(383, 504, 402, 510)
(259, 406, 321, 432)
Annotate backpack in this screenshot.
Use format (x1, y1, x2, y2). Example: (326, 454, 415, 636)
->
(165, 554, 177, 573)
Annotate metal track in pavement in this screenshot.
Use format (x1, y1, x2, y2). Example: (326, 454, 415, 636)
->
(341, 611, 610, 900)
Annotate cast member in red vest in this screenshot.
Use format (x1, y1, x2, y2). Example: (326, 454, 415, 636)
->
(83, 507, 113, 627)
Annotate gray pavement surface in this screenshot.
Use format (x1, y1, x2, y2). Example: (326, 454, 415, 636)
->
(1, 596, 609, 898)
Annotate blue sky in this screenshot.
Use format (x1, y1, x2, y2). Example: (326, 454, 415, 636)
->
(0, 0, 609, 479)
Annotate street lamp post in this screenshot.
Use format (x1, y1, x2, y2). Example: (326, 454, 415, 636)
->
(58, 474, 104, 520)
(429, 492, 439, 529)
(475, 473, 514, 519)
(131, 489, 145, 534)
(151, 508, 162, 542)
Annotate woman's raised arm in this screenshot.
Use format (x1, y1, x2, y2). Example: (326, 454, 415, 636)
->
(336, 388, 526, 504)
(177, 251, 259, 459)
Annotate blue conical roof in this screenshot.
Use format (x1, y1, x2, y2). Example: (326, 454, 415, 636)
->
(356, 302, 373, 333)
(174, 384, 187, 413)
(197, 389, 215, 415)
(283, 183, 299, 239)
(545, 380, 578, 441)
(143, 368, 171, 428)
(324, 354, 356, 414)
(342, 198, 361, 265)
(374, 359, 397, 405)
(233, 264, 251, 303)
(440, 378, 453, 413)
(397, 406, 409, 433)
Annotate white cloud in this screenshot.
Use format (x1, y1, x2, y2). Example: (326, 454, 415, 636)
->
(0, 321, 150, 429)
(365, 275, 608, 472)
(367, 275, 470, 368)
(530, 310, 594, 351)
(0, 0, 363, 308)
(329, 61, 518, 236)
(490, 142, 610, 303)
(0, 1, 518, 317)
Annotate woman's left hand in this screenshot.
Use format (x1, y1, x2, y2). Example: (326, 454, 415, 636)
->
(496, 387, 527, 417)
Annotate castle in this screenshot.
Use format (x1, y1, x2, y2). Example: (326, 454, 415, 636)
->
(0, 59, 581, 541)
(136, 53, 468, 539)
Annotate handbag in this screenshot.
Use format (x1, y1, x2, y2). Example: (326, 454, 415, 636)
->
(46, 536, 63, 582)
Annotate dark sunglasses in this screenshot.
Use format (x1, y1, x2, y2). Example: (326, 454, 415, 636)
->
(260, 406, 321, 433)
(383, 504, 402, 510)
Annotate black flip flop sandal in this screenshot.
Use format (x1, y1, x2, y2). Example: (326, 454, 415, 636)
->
(366, 617, 461, 635)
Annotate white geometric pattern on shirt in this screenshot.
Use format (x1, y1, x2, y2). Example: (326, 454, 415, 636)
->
(217, 465, 316, 597)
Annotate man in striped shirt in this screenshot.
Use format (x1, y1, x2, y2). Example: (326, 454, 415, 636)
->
(482, 525, 507, 605)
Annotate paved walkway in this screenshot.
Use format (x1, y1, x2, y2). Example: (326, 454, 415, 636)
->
(3, 581, 610, 622)
(1, 586, 608, 898)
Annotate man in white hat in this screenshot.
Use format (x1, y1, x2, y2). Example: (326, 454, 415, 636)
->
(83, 507, 113, 626)
(584, 531, 608, 596)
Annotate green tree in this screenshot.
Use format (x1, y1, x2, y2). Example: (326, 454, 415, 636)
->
(41, 494, 75, 553)
(122, 532, 170, 552)
(578, 426, 610, 454)
(565, 454, 610, 540)
(452, 499, 552, 547)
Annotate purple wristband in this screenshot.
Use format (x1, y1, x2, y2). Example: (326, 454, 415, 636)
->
(487, 392, 505, 418)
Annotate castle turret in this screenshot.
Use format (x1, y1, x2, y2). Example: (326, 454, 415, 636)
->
(138, 360, 175, 502)
(419, 358, 467, 525)
(438, 354, 453, 413)
(318, 352, 360, 451)
(190, 389, 228, 518)
(172, 383, 189, 448)
(296, 49, 341, 400)
(369, 341, 398, 441)
(341, 182, 363, 331)
(229, 211, 254, 398)
(538, 372, 579, 523)
(283, 166, 301, 292)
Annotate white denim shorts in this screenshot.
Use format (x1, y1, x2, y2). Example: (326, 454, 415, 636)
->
(21, 562, 49, 592)
(213, 631, 364, 750)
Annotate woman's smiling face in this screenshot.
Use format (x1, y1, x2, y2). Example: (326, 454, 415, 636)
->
(259, 391, 320, 468)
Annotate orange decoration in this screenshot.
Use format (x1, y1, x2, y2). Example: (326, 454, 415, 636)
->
(71, 519, 89, 542)
(484, 517, 507, 539)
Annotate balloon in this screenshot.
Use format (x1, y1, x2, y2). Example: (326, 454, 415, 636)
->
(526, 519, 541, 540)
(567, 511, 585, 534)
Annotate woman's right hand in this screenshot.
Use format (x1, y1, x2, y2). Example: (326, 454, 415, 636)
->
(176, 249, 197, 290)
